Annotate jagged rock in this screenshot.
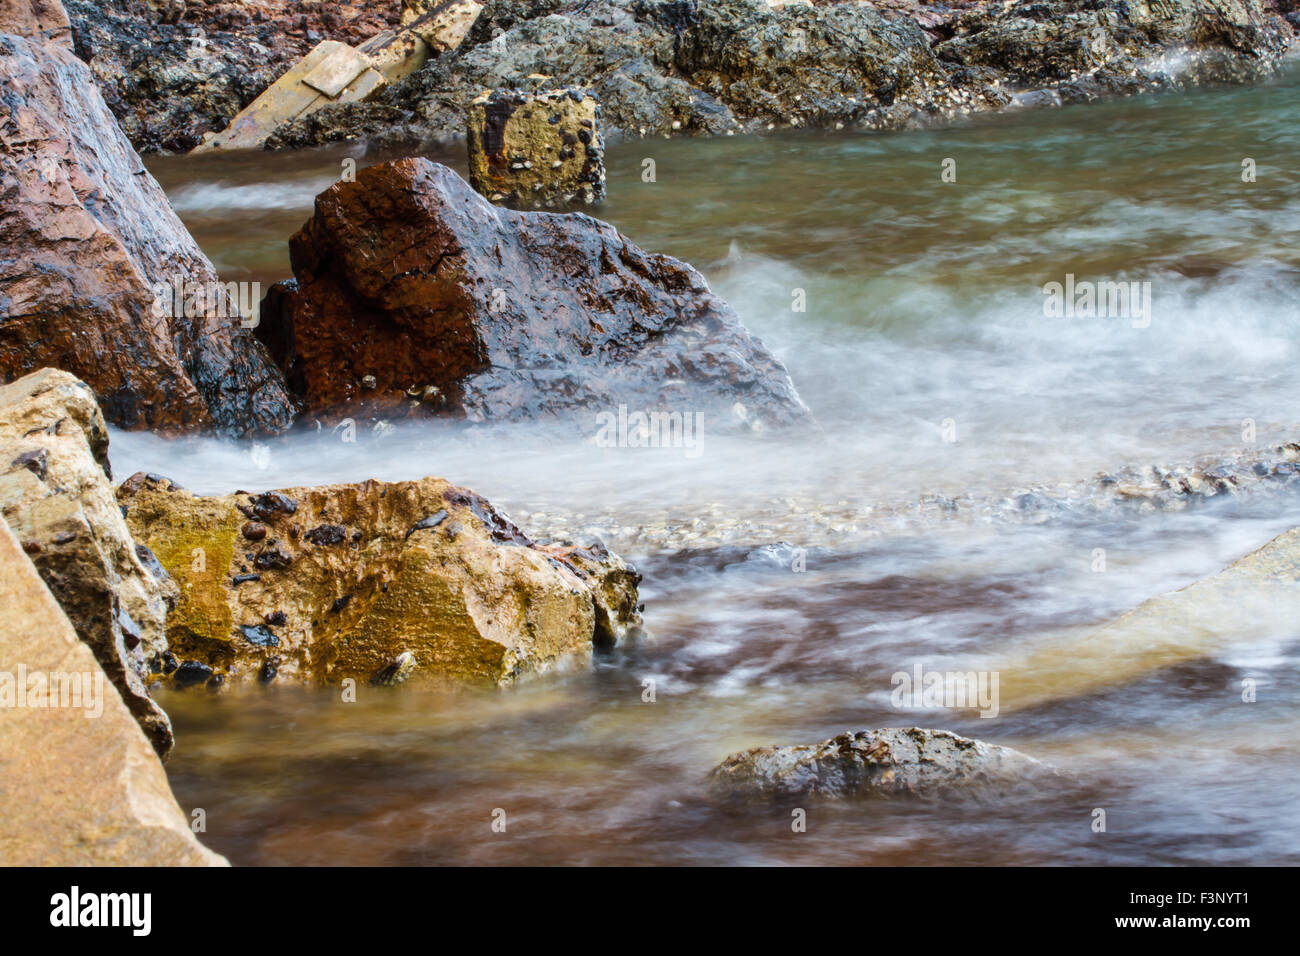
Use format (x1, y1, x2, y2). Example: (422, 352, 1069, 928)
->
(192, 2, 481, 154)
(0, 369, 176, 756)
(467, 87, 606, 207)
(0, 0, 295, 435)
(118, 472, 644, 688)
(257, 159, 811, 430)
(63, 0, 402, 153)
(0, 372, 179, 711)
(0, 518, 226, 865)
(711, 727, 1049, 799)
(265, 0, 1291, 150)
(936, 0, 1290, 103)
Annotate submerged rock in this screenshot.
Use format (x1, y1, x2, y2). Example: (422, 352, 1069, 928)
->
(467, 87, 606, 207)
(258, 158, 811, 430)
(711, 728, 1048, 799)
(118, 472, 644, 688)
(0, 0, 295, 436)
(0, 369, 176, 756)
(0, 519, 226, 865)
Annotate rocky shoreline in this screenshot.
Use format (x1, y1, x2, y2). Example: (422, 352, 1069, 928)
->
(55, 0, 1300, 155)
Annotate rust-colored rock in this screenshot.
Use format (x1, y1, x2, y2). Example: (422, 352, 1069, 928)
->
(0, 0, 296, 436)
(258, 158, 811, 430)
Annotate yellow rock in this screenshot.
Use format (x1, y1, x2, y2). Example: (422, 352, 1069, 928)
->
(0, 519, 226, 866)
(118, 474, 642, 689)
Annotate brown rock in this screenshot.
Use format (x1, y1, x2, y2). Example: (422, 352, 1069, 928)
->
(467, 87, 606, 207)
(0, 518, 226, 865)
(0, 0, 296, 436)
(258, 158, 812, 430)
(119, 473, 643, 688)
(0, 369, 177, 756)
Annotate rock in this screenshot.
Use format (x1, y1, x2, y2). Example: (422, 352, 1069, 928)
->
(401, 0, 483, 49)
(0, 369, 176, 756)
(988, 524, 1300, 714)
(118, 473, 644, 688)
(0, 0, 296, 436)
(0, 518, 226, 865)
(192, 3, 481, 154)
(257, 158, 811, 430)
(63, 0, 403, 153)
(710, 728, 1048, 799)
(265, 0, 1291, 150)
(936, 0, 1291, 99)
(467, 87, 605, 207)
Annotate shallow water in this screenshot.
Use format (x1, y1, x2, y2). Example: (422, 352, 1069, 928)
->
(129, 70, 1300, 865)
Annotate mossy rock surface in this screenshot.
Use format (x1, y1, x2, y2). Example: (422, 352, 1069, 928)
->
(118, 473, 643, 689)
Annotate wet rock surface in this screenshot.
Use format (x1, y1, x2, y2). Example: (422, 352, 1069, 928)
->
(0, 369, 177, 756)
(0, 518, 227, 865)
(0, 0, 296, 436)
(118, 472, 644, 688)
(64, 0, 401, 153)
(266, 0, 1292, 149)
(711, 727, 1049, 799)
(257, 158, 811, 430)
(467, 87, 606, 207)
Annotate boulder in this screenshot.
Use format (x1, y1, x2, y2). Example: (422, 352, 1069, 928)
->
(0, 518, 226, 865)
(467, 87, 606, 207)
(0, 369, 176, 756)
(0, 0, 296, 436)
(711, 728, 1048, 799)
(118, 472, 643, 689)
(257, 158, 811, 430)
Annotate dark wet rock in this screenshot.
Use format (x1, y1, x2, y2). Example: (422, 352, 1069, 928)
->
(303, 522, 348, 546)
(253, 546, 293, 570)
(405, 510, 449, 539)
(241, 521, 269, 541)
(266, 0, 1291, 150)
(172, 659, 213, 688)
(711, 727, 1050, 799)
(63, 0, 401, 153)
(232, 572, 261, 585)
(239, 623, 280, 647)
(937, 0, 1290, 98)
(257, 159, 811, 431)
(258, 656, 281, 685)
(250, 491, 298, 518)
(0, 1, 296, 436)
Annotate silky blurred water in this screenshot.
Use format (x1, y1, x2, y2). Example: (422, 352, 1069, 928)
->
(129, 68, 1300, 865)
